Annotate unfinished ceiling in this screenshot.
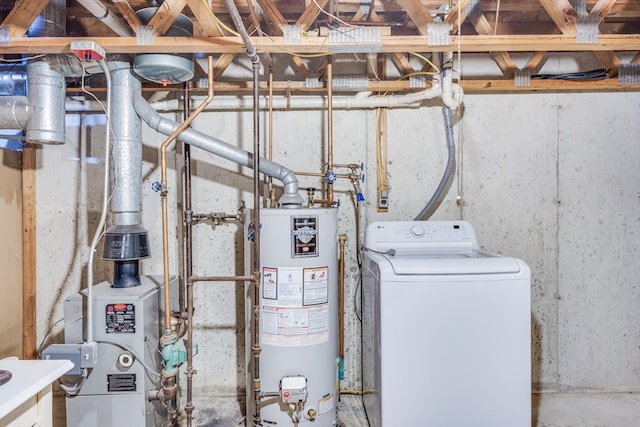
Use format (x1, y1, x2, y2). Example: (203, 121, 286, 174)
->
(1, 0, 640, 93)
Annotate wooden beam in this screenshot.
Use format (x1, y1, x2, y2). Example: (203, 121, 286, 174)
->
(1, 34, 639, 55)
(186, 0, 224, 37)
(468, 13, 517, 78)
(296, 0, 330, 28)
(525, 51, 549, 73)
(446, 0, 473, 34)
(539, 0, 578, 35)
(22, 144, 37, 360)
(255, 0, 286, 35)
(111, 0, 143, 32)
(589, 1, 621, 72)
(388, 53, 414, 76)
(1, 0, 49, 38)
(253, 0, 309, 76)
(396, 0, 435, 35)
(539, 0, 619, 75)
(148, 0, 189, 36)
(590, 0, 619, 21)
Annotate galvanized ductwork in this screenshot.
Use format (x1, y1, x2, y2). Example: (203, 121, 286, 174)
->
(132, 93, 304, 207)
(0, 0, 67, 146)
(101, 62, 150, 288)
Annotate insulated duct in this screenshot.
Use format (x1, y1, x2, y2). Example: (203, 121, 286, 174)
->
(132, 93, 304, 207)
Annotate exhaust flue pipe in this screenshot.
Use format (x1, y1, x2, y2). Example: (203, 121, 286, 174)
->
(132, 93, 304, 207)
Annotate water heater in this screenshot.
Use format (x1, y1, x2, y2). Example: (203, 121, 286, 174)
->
(247, 208, 339, 426)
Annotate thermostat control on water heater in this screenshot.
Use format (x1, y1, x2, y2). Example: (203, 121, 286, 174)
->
(280, 376, 308, 404)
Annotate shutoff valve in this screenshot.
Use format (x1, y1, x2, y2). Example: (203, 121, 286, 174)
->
(280, 375, 308, 404)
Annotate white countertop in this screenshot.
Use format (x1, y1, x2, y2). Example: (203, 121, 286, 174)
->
(0, 359, 73, 419)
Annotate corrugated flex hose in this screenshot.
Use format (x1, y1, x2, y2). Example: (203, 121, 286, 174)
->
(414, 105, 456, 220)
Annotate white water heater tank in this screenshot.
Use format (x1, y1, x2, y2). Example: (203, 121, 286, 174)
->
(247, 207, 338, 426)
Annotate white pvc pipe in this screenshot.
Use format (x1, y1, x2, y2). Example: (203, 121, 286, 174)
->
(76, 0, 133, 37)
(65, 80, 465, 113)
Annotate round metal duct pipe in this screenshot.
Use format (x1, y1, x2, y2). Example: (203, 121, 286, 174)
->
(26, 61, 66, 145)
(133, 8, 194, 85)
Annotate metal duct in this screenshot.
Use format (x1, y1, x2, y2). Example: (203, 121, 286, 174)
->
(101, 62, 150, 288)
(0, 96, 29, 129)
(108, 62, 144, 226)
(27, 0, 65, 37)
(133, 8, 194, 84)
(132, 93, 304, 207)
(26, 61, 66, 144)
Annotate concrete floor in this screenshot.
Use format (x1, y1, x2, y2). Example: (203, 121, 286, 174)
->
(184, 391, 640, 427)
(51, 390, 640, 426)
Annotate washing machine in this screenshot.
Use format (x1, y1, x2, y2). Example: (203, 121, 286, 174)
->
(362, 221, 531, 427)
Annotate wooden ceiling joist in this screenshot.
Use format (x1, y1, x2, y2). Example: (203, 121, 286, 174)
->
(148, 0, 189, 36)
(186, 0, 225, 37)
(111, 0, 143, 33)
(2, 34, 638, 55)
(1, 0, 49, 38)
(296, 0, 330, 28)
(1, 0, 639, 92)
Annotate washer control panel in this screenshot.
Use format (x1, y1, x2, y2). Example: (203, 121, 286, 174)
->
(364, 221, 479, 252)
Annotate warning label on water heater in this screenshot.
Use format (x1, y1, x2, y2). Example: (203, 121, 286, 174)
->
(261, 266, 329, 346)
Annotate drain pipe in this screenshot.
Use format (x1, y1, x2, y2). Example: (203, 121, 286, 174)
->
(221, 0, 263, 424)
(414, 63, 458, 220)
(76, 0, 133, 37)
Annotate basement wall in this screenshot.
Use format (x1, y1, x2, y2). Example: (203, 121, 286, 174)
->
(34, 91, 640, 400)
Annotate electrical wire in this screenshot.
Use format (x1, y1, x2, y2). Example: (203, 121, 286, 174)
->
(0, 54, 46, 62)
(85, 60, 112, 344)
(532, 69, 608, 80)
(310, 0, 355, 27)
(37, 315, 85, 356)
(409, 52, 440, 75)
(210, 10, 242, 37)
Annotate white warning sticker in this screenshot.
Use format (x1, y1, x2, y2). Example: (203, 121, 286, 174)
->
(261, 265, 330, 346)
(318, 393, 335, 415)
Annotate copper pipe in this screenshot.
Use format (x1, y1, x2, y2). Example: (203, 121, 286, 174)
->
(268, 61, 277, 208)
(326, 58, 335, 206)
(160, 55, 215, 332)
(338, 234, 346, 360)
(295, 171, 357, 180)
(188, 275, 254, 283)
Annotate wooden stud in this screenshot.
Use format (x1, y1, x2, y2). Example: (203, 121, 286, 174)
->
(21, 144, 37, 360)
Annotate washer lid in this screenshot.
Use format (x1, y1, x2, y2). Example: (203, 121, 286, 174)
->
(384, 250, 523, 275)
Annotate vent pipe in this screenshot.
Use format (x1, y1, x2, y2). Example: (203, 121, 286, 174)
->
(101, 62, 150, 288)
(132, 93, 304, 207)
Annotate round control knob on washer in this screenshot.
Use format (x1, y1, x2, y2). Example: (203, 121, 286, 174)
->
(410, 226, 425, 237)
